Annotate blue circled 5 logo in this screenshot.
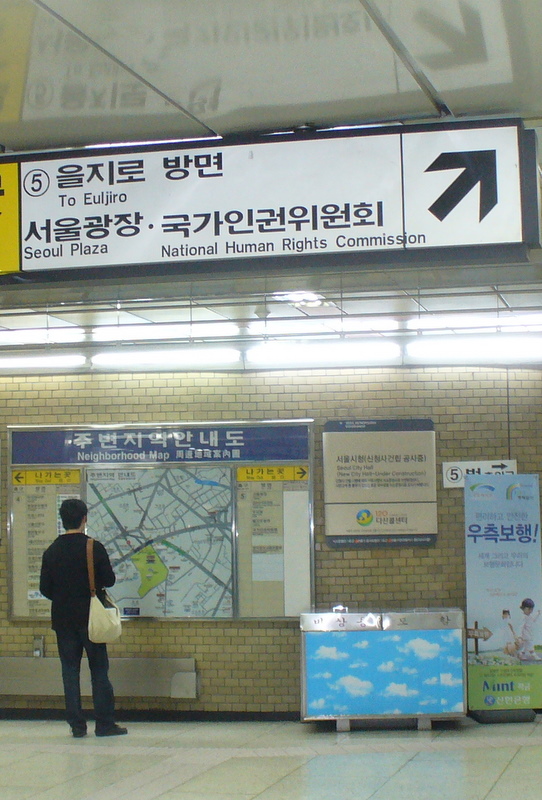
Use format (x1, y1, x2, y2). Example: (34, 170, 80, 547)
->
(356, 509, 373, 526)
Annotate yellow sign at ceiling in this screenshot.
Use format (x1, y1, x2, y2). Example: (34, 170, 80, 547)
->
(0, 163, 20, 272)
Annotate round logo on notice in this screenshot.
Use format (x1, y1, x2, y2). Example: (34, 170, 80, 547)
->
(484, 695, 496, 706)
(356, 509, 373, 526)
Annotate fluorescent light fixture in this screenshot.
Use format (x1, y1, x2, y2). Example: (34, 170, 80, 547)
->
(250, 316, 399, 336)
(0, 327, 85, 346)
(339, 317, 399, 333)
(246, 340, 400, 366)
(92, 322, 238, 342)
(407, 312, 542, 332)
(91, 348, 241, 369)
(406, 334, 542, 364)
(0, 355, 86, 369)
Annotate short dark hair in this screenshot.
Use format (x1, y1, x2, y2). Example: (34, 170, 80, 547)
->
(59, 498, 88, 530)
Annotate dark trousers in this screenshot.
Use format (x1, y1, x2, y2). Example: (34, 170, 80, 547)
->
(55, 626, 115, 732)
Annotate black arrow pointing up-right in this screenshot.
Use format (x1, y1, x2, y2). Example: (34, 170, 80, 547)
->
(426, 150, 497, 221)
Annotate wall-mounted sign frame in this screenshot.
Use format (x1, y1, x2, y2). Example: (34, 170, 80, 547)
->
(323, 419, 437, 547)
(9, 420, 313, 621)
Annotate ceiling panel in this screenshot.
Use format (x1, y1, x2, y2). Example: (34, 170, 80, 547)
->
(130, 306, 230, 324)
(0, 282, 540, 343)
(0, 312, 75, 329)
(0, 0, 539, 150)
(379, 0, 542, 119)
(339, 295, 423, 315)
(39, 0, 436, 139)
(497, 290, 542, 310)
(413, 291, 506, 313)
(48, 310, 152, 326)
(0, 0, 212, 152)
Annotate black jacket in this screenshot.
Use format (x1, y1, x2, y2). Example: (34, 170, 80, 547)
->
(39, 533, 116, 630)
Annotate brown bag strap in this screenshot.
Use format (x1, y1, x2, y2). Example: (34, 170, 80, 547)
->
(86, 537, 97, 597)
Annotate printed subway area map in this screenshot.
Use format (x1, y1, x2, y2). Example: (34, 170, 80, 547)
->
(85, 466, 233, 618)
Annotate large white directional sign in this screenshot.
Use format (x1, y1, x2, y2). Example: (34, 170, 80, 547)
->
(0, 119, 537, 274)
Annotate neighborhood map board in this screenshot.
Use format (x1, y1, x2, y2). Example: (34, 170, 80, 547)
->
(9, 422, 312, 620)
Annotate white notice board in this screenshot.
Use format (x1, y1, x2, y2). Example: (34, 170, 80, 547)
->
(323, 419, 437, 547)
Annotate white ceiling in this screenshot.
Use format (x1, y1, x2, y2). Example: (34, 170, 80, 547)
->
(6, 0, 542, 152)
(2, 0, 542, 347)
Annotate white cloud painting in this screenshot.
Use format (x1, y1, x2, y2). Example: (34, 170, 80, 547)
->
(305, 628, 464, 718)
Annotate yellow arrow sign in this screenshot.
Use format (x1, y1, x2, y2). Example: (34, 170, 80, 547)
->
(12, 469, 81, 485)
(237, 465, 309, 482)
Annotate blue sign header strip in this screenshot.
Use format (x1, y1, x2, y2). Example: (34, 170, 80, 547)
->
(11, 424, 310, 465)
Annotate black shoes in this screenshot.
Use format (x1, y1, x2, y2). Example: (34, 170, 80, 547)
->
(71, 722, 127, 737)
(95, 724, 128, 737)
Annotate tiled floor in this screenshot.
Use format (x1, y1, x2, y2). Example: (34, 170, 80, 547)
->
(1, 715, 542, 799)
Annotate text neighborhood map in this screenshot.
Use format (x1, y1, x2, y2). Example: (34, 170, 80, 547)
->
(86, 466, 234, 618)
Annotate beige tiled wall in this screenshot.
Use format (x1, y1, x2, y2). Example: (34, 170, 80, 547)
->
(0, 366, 540, 714)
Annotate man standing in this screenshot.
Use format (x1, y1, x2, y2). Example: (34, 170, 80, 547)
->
(40, 498, 127, 738)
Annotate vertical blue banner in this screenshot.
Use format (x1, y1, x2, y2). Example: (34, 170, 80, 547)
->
(465, 474, 542, 710)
